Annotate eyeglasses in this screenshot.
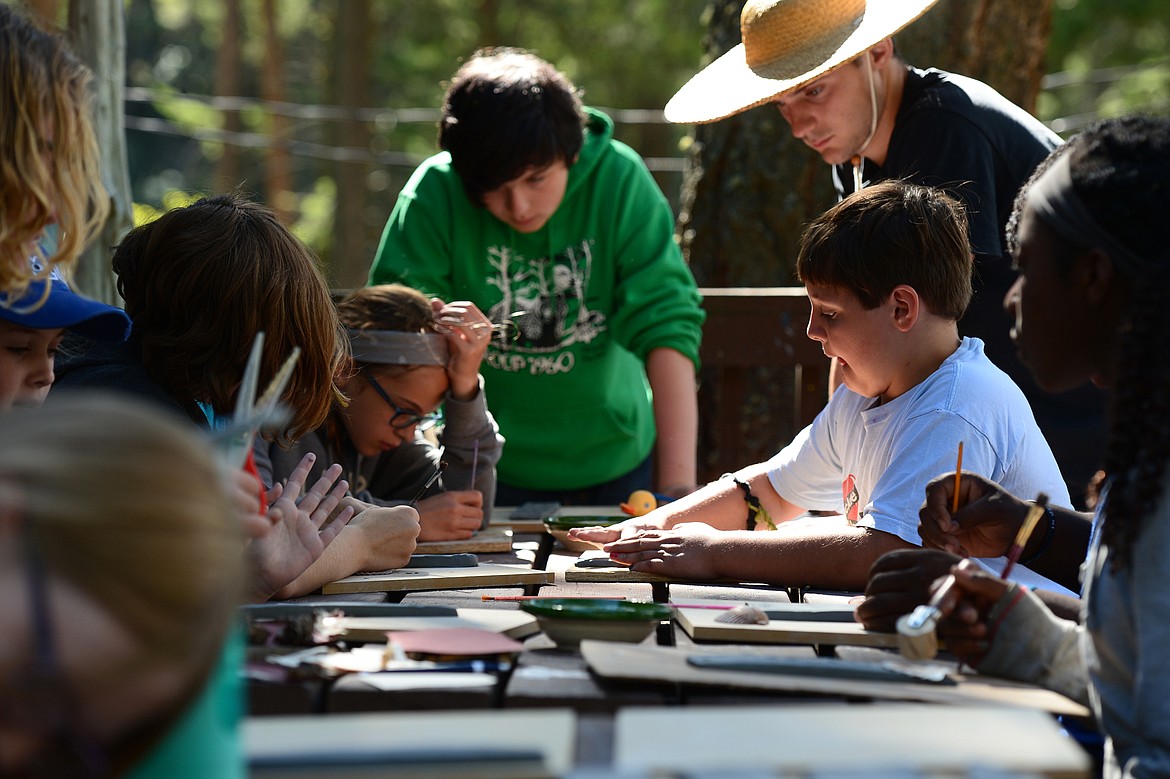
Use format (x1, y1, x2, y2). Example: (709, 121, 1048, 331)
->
(361, 369, 440, 431)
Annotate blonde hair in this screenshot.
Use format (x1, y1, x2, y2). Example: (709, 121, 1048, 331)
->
(0, 6, 108, 296)
(0, 393, 243, 676)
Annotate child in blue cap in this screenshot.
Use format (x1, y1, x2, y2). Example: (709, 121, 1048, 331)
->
(0, 265, 129, 410)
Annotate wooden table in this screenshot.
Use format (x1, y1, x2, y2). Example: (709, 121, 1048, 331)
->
(247, 708, 575, 778)
(322, 563, 553, 596)
(613, 703, 1089, 777)
(248, 535, 1094, 776)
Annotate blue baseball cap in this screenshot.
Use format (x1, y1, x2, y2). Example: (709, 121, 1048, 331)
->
(0, 268, 131, 343)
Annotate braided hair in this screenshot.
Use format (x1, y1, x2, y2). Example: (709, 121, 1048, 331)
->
(1072, 117, 1170, 569)
(1008, 116, 1170, 569)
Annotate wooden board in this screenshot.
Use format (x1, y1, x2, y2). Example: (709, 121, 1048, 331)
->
(247, 709, 575, 778)
(414, 527, 514, 554)
(802, 589, 866, 607)
(614, 704, 1089, 777)
(581, 640, 1089, 717)
(562, 550, 673, 584)
(323, 563, 553, 595)
(676, 601, 899, 649)
(337, 609, 540, 642)
(491, 505, 621, 534)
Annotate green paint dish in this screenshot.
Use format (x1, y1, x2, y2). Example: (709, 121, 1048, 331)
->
(541, 515, 625, 531)
(542, 516, 625, 552)
(521, 598, 672, 650)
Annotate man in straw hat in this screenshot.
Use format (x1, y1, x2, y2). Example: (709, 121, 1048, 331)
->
(665, 0, 1106, 505)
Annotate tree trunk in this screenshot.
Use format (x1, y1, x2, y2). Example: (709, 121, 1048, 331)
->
(213, 0, 243, 191)
(24, 0, 59, 24)
(260, 0, 293, 224)
(477, 0, 501, 48)
(680, 0, 1051, 465)
(896, 0, 1051, 112)
(328, 0, 372, 288)
(68, 0, 129, 305)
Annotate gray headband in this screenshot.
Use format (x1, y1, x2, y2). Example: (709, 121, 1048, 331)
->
(347, 329, 449, 366)
(1028, 151, 1146, 274)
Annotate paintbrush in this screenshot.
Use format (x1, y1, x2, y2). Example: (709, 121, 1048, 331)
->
(896, 492, 1051, 660)
(469, 439, 479, 491)
(894, 441, 965, 658)
(894, 573, 957, 661)
(409, 460, 447, 507)
(1000, 492, 1050, 580)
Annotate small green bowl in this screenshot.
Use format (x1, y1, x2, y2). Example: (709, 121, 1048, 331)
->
(521, 598, 672, 649)
(542, 515, 625, 552)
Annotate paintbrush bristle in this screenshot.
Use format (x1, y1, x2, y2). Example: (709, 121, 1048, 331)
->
(896, 606, 940, 660)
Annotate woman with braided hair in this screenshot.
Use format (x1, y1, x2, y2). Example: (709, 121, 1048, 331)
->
(897, 115, 1170, 777)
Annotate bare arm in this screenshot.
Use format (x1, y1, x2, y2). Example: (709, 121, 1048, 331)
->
(246, 455, 353, 602)
(606, 521, 916, 591)
(646, 347, 698, 497)
(273, 504, 420, 598)
(569, 462, 806, 546)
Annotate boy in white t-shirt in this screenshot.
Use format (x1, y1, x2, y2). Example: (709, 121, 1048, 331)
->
(571, 181, 1071, 594)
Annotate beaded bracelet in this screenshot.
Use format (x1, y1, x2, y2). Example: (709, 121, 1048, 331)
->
(1020, 502, 1056, 566)
(722, 473, 777, 531)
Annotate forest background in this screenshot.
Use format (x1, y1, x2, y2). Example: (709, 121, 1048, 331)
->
(12, 0, 1169, 476)
(17, 0, 1169, 290)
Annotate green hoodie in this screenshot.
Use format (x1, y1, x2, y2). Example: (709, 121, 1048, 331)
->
(371, 108, 703, 490)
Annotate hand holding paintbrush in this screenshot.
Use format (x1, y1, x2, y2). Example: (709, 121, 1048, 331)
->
(999, 493, 1050, 580)
(896, 492, 1050, 660)
(409, 460, 447, 507)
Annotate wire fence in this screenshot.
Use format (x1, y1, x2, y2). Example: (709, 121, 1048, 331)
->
(125, 58, 1169, 170)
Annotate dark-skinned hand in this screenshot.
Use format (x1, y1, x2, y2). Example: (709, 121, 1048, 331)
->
(919, 472, 1028, 558)
(932, 559, 1015, 667)
(857, 548, 962, 631)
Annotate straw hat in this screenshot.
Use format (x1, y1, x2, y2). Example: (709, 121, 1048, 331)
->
(664, 0, 940, 124)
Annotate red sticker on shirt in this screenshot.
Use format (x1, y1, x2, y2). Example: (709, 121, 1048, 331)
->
(842, 474, 859, 522)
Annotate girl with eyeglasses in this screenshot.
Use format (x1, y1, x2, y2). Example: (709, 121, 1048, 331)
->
(255, 284, 502, 560)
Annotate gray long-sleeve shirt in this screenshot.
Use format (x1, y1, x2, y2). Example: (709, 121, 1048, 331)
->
(254, 380, 503, 522)
(978, 478, 1170, 778)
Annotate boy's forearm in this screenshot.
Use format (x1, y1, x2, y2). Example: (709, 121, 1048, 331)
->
(650, 464, 803, 532)
(711, 526, 915, 590)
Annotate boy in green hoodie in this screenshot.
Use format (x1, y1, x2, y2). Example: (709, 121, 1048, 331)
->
(370, 48, 705, 505)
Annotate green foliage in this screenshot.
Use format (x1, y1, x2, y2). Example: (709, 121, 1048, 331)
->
(119, 0, 1167, 273)
(290, 177, 336, 256)
(1044, 0, 1170, 131)
(131, 190, 205, 227)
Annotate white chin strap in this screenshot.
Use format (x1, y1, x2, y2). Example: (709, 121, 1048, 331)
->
(850, 53, 880, 192)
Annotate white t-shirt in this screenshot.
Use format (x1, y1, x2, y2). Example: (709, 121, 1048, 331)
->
(766, 337, 1075, 597)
